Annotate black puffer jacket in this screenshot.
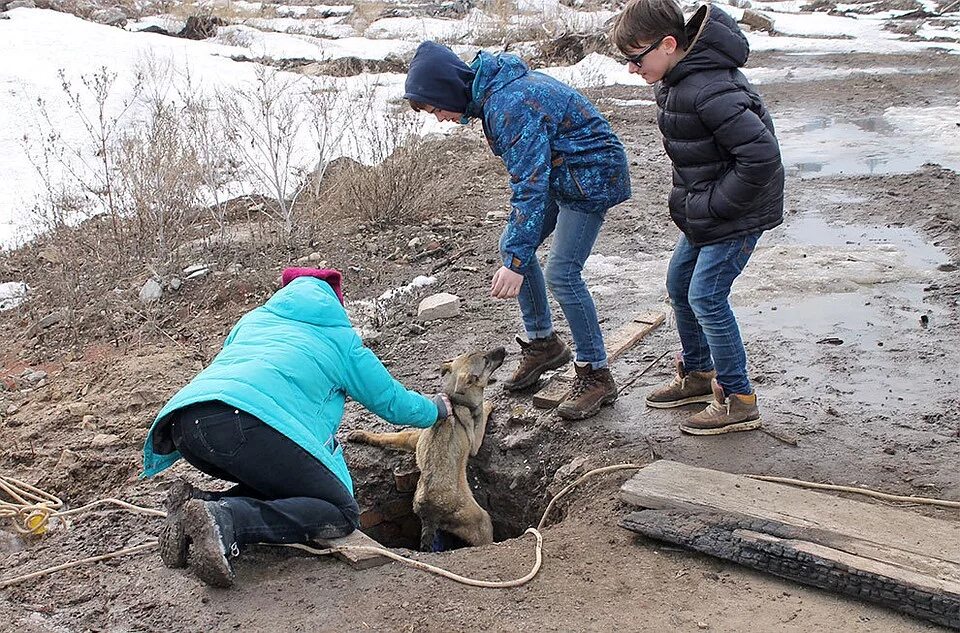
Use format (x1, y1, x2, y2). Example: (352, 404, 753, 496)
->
(655, 4, 784, 245)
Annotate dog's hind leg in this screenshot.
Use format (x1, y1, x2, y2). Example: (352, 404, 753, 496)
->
(447, 505, 494, 546)
(346, 429, 421, 452)
(470, 401, 494, 457)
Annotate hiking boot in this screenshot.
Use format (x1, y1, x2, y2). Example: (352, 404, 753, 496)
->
(159, 479, 196, 569)
(557, 364, 618, 420)
(680, 379, 761, 436)
(183, 499, 239, 588)
(646, 357, 716, 409)
(503, 333, 572, 392)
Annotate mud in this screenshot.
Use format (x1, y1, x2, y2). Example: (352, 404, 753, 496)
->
(1, 44, 959, 633)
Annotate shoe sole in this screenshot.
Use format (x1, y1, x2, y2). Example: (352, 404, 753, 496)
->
(557, 392, 618, 421)
(184, 501, 234, 588)
(159, 480, 195, 569)
(645, 393, 715, 409)
(679, 417, 762, 436)
(503, 348, 573, 392)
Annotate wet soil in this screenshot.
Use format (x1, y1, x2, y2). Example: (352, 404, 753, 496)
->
(1, 46, 959, 633)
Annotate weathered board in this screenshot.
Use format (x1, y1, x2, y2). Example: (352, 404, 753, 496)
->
(314, 529, 391, 570)
(620, 461, 960, 629)
(532, 311, 665, 408)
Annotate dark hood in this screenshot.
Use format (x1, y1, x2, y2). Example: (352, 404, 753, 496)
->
(664, 5, 749, 87)
(403, 41, 476, 113)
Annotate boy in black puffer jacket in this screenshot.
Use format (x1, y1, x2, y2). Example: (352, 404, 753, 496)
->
(612, 0, 784, 435)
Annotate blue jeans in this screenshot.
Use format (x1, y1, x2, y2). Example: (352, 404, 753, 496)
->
(666, 233, 760, 396)
(501, 199, 608, 368)
(170, 401, 360, 546)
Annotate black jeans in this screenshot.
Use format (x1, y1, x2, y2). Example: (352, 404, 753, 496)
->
(170, 401, 359, 546)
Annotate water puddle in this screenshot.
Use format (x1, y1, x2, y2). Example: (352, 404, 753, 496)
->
(777, 105, 960, 177)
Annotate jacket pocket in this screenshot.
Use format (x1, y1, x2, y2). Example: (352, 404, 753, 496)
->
(195, 409, 246, 458)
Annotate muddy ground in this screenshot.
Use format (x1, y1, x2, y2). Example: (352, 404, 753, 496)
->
(2, 46, 960, 632)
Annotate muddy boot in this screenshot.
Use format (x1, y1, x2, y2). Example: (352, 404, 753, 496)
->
(183, 499, 239, 588)
(679, 379, 761, 436)
(557, 364, 618, 420)
(159, 479, 196, 569)
(503, 333, 572, 392)
(645, 357, 716, 409)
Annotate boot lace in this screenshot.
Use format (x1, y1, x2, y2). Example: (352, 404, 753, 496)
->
(568, 373, 597, 399)
(700, 397, 730, 417)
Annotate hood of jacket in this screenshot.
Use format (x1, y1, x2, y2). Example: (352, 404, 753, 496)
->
(664, 5, 749, 87)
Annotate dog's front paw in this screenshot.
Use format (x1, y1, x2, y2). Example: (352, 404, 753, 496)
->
(346, 430, 370, 444)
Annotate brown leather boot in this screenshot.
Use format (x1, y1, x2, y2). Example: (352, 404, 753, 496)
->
(646, 356, 716, 409)
(557, 364, 618, 420)
(503, 333, 572, 391)
(680, 379, 761, 435)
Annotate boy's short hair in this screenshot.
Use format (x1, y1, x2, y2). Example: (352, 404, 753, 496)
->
(611, 0, 689, 53)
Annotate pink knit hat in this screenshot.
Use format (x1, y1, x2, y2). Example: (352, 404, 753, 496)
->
(281, 267, 344, 305)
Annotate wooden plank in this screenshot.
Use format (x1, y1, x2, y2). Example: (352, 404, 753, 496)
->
(532, 311, 665, 408)
(620, 461, 960, 579)
(314, 529, 391, 570)
(621, 509, 960, 630)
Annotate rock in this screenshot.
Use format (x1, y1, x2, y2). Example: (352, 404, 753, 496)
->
(408, 237, 423, 250)
(169, 277, 182, 291)
(139, 278, 162, 304)
(5, 403, 19, 415)
(740, 8, 774, 32)
(90, 433, 120, 447)
(79, 415, 97, 431)
(21, 368, 47, 385)
(91, 7, 126, 25)
(426, 240, 441, 251)
(408, 323, 426, 335)
(38, 246, 63, 264)
(359, 328, 382, 345)
(0, 530, 23, 555)
(56, 448, 80, 470)
(417, 292, 460, 321)
(37, 309, 67, 329)
(7, 0, 37, 8)
(308, 252, 323, 262)
(66, 401, 92, 418)
(0, 13, 9, 19)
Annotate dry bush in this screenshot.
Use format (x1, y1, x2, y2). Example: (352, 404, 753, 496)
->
(347, 0, 388, 32)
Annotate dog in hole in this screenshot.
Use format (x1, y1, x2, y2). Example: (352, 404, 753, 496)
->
(347, 346, 505, 550)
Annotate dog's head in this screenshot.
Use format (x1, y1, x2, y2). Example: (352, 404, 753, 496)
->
(439, 346, 506, 407)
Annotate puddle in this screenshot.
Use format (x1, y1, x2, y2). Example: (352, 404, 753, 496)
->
(778, 105, 960, 177)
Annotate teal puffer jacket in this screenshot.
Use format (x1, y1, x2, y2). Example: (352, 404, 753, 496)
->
(141, 277, 439, 495)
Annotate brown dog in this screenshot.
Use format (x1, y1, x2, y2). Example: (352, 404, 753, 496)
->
(347, 346, 506, 550)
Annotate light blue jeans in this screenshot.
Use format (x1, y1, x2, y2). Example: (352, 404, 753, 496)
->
(666, 233, 760, 396)
(500, 199, 608, 368)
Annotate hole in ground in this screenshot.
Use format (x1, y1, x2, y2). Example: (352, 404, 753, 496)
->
(348, 444, 570, 551)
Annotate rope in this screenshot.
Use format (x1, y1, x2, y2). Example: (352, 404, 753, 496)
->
(745, 474, 960, 509)
(0, 542, 159, 589)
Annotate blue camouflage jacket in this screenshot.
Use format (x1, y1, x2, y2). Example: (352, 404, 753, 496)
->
(466, 52, 631, 272)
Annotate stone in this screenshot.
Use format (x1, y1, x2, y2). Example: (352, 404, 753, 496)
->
(66, 401, 92, 418)
(308, 252, 323, 262)
(56, 448, 80, 470)
(38, 246, 63, 264)
(37, 309, 67, 329)
(408, 237, 423, 250)
(91, 7, 126, 25)
(139, 278, 162, 304)
(5, 403, 19, 415)
(417, 292, 460, 321)
(79, 415, 97, 431)
(169, 277, 182, 291)
(740, 8, 774, 32)
(90, 433, 120, 447)
(20, 368, 47, 385)
(183, 264, 210, 280)
(7, 0, 37, 8)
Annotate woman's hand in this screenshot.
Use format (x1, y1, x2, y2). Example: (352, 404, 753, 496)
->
(432, 393, 453, 420)
(490, 266, 523, 299)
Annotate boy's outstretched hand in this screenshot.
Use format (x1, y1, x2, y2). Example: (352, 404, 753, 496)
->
(490, 266, 523, 299)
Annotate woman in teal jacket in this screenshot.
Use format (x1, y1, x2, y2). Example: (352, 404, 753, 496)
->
(142, 268, 449, 587)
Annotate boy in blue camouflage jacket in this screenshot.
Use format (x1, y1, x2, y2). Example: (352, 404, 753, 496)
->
(404, 41, 631, 420)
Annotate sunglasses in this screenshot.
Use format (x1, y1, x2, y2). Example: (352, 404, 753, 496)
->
(622, 37, 665, 65)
